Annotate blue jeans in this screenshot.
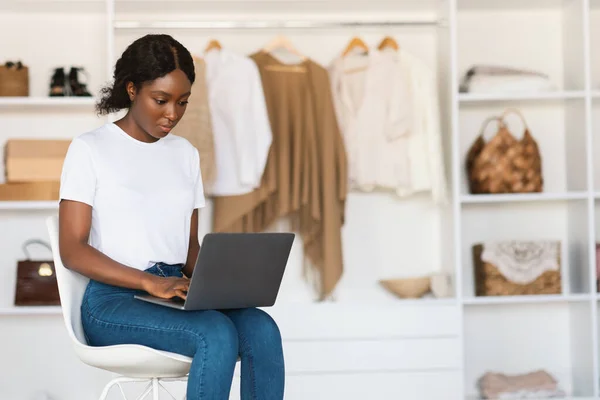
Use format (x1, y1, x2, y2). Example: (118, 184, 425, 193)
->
(81, 263, 285, 400)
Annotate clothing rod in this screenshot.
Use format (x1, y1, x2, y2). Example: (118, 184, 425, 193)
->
(113, 19, 443, 30)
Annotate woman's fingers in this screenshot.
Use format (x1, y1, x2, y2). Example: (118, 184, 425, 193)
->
(161, 277, 189, 299)
(176, 279, 190, 290)
(171, 279, 189, 296)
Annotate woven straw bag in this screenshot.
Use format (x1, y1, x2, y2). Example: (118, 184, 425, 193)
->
(466, 108, 543, 194)
(0, 62, 29, 97)
(473, 240, 561, 296)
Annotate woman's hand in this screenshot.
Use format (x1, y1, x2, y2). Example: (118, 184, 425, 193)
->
(143, 275, 190, 300)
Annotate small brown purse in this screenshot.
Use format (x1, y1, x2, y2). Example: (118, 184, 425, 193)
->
(466, 108, 543, 194)
(14, 239, 60, 306)
(0, 61, 29, 97)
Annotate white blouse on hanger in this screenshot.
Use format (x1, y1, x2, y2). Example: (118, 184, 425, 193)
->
(203, 48, 273, 196)
(328, 48, 447, 204)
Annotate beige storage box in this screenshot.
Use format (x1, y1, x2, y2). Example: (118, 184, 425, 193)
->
(5, 139, 71, 182)
(0, 181, 60, 201)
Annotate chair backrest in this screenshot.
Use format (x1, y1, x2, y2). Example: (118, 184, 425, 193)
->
(46, 216, 90, 347)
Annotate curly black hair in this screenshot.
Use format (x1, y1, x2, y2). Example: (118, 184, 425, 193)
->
(96, 34, 195, 115)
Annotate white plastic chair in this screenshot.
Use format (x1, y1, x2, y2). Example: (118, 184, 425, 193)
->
(46, 216, 192, 400)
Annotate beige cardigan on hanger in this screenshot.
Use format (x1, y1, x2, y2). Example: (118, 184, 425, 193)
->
(212, 52, 348, 300)
(173, 56, 216, 186)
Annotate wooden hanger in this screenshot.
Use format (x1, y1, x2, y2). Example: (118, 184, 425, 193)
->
(342, 36, 369, 57)
(261, 35, 306, 60)
(204, 39, 222, 53)
(377, 36, 399, 51)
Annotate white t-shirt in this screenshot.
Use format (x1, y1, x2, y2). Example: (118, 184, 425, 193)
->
(59, 122, 206, 271)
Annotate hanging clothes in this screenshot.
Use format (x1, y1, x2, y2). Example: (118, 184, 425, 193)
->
(329, 48, 447, 204)
(172, 56, 217, 186)
(212, 51, 348, 300)
(203, 48, 273, 196)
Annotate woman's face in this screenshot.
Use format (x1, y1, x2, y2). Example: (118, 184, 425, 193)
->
(128, 69, 192, 142)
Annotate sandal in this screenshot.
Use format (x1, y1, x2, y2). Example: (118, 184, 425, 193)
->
(68, 67, 91, 97)
(49, 67, 66, 97)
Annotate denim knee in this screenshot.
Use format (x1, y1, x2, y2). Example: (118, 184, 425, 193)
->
(245, 309, 282, 343)
(199, 311, 239, 358)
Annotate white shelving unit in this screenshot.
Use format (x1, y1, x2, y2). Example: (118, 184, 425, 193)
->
(455, 1, 600, 399)
(0, 306, 61, 316)
(5, 0, 600, 399)
(0, 97, 96, 107)
(0, 201, 58, 210)
(458, 90, 587, 103)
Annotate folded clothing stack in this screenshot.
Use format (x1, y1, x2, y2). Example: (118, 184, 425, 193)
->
(478, 370, 565, 399)
(459, 65, 555, 94)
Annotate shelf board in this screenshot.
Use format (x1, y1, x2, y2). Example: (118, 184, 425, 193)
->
(0, 97, 96, 107)
(114, 0, 440, 14)
(0, 201, 58, 210)
(1, 1, 104, 13)
(461, 192, 588, 204)
(458, 90, 585, 104)
(458, 0, 572, 11)
(371, 297, 458, 306)
(463, 293, 590, 305)
(0, 306, 61, 316)
(466, 396, 595, 400)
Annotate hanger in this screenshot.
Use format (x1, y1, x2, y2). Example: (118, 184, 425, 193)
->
(342, 36, 369, 57)
(204, 39, 222, 53)
(340, 36, 370, 74)
(377, 36, 399, 51)
(261, 35, 306, 61)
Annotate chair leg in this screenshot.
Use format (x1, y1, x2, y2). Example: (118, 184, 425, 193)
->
(152, 378, 159, 400)
(99, 376, 188, 400)
(99, 377, 122, 400)
(157, 377, 188, 400)
(98, 376, 152, 400)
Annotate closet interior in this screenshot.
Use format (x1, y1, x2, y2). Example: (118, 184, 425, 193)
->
(3, 0, 600, 399)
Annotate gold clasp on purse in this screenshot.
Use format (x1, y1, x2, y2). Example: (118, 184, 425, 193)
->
(38, 263, 53, 277)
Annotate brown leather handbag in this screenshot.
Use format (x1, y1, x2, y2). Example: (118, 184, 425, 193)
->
(14, 239, 60, 306)
(466, 108, 543, 194)
(0, 61, 29, 97)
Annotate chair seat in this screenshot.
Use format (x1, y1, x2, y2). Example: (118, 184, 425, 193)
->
(75, 342, 192, 378)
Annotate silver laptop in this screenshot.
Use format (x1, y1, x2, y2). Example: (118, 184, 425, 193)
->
(135, 232, 294, 311)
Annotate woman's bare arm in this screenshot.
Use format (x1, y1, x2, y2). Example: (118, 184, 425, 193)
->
(59, 199, 189, 299)
(182, 208, 200, 278)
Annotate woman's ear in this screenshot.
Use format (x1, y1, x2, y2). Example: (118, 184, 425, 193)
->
(126, 82, 136, 102)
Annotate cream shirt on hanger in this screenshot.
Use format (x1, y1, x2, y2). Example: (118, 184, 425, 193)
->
(393, 49, 447, 204)
(203, 48, 273, 196)
(329, 50, 411, 195)
(329, 49, 447, 204)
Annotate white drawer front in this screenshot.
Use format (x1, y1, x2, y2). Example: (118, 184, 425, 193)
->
(230, 371, 462, 400)
(265, 303, 460, 340)
(283, 338, 461, 373)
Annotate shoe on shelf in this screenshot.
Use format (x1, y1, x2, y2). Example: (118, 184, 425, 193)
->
(49, 67, 67, 97)
(68, 66, 91, 97)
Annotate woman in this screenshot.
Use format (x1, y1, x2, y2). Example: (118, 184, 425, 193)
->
(58, 33, 285, 400)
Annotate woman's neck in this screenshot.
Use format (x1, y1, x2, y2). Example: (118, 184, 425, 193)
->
(114, 114, 158, 144)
